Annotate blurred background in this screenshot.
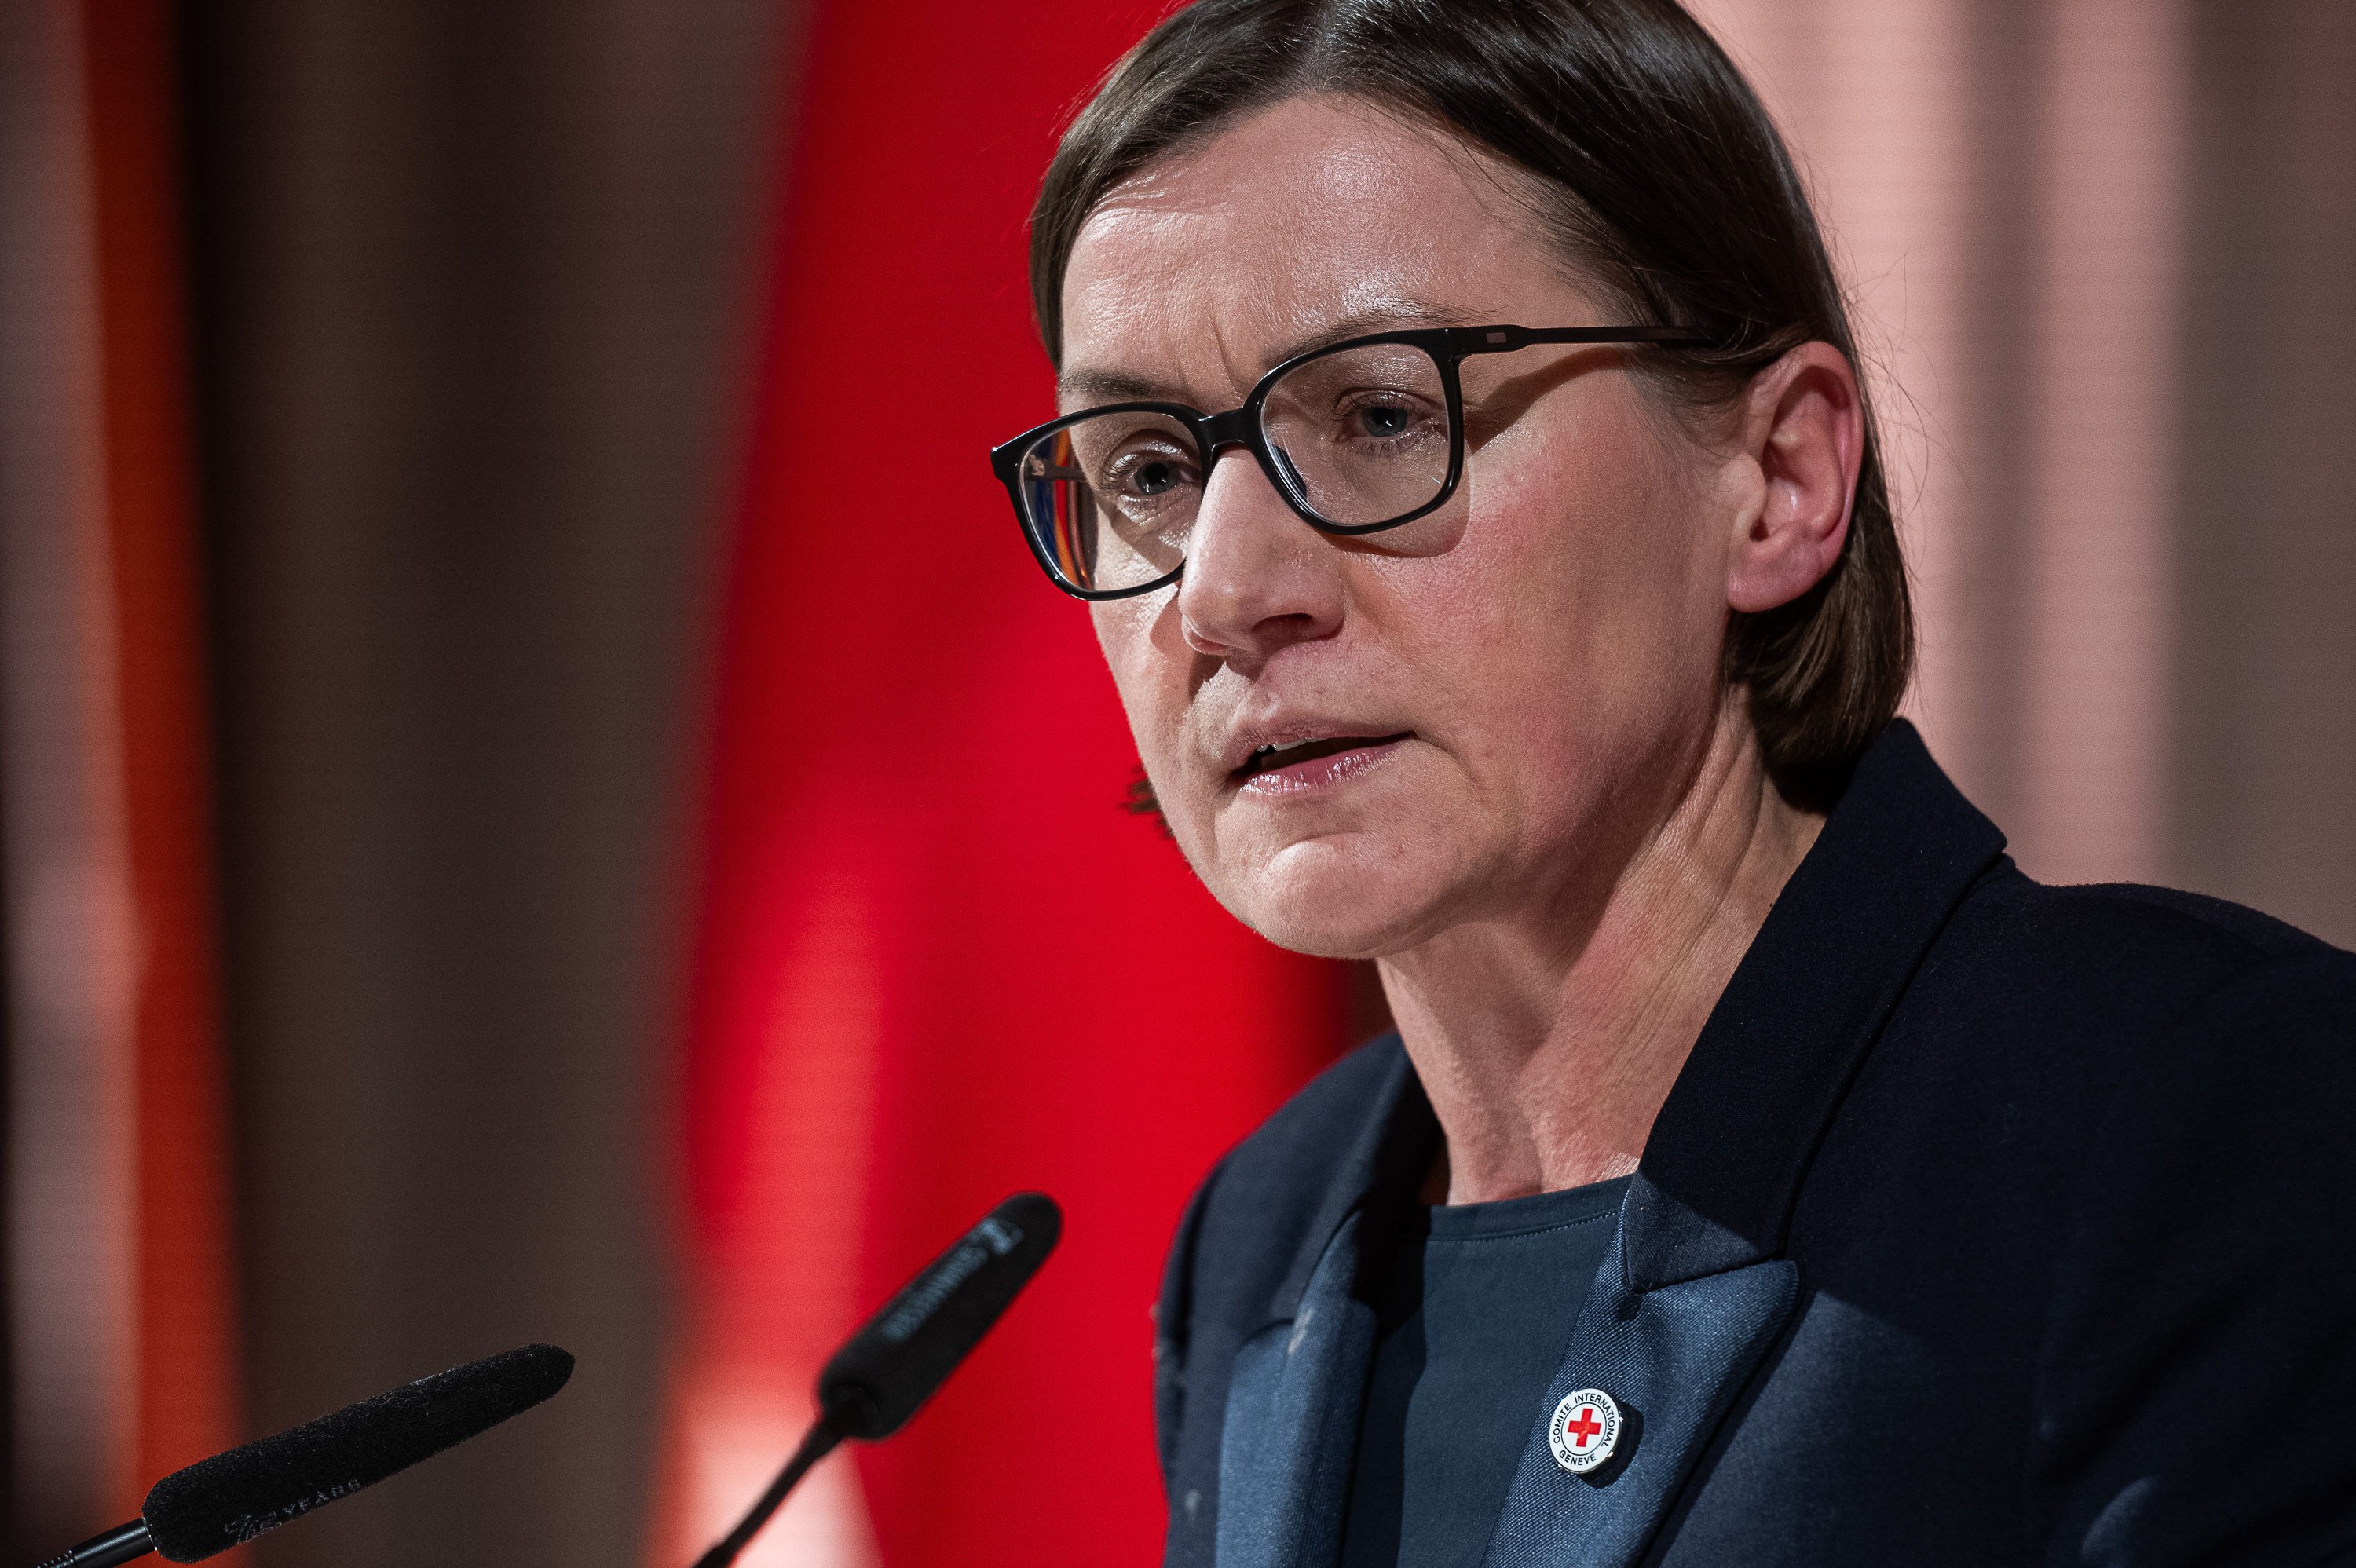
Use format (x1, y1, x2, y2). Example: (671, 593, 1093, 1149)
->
(1, 0, 2348, 1564)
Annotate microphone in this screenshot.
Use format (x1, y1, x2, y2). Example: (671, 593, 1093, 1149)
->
(692, 1192, 1061, 1568)
(39, 1343, 574, 1567)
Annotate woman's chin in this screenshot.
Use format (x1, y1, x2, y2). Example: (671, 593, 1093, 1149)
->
(1213, 836, 1458, 960)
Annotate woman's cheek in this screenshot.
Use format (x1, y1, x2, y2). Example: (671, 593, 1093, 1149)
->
(1092, 601, 1165, 726)
(1093, 604, 1195, 825)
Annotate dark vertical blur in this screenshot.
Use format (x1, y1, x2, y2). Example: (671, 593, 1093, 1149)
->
(2171, 0, 2356, 942)
(1, 816, 12, 1562)
(177, 2, 785, 1564)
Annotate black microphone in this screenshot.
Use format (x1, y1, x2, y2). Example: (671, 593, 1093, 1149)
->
(692, 1192, 1061, 1568)
(38, 1343, 574, 1567)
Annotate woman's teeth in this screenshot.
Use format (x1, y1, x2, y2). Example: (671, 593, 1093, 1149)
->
(1239, 734, 1404, 779)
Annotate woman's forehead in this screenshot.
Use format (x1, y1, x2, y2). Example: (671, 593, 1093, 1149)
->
(1057, 95, 1594, 402)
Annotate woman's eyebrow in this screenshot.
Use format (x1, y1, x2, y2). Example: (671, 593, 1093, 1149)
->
(1056, 366, 1176, 404)
(1057, 298, 1483, 408)
(1260, 300, 1469, 367)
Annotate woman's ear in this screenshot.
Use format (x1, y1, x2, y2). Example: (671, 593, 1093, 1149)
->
(1724, 341, 1863, 614)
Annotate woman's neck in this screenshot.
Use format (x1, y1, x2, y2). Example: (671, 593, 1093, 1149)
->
(1377, 707, 1822, 1204)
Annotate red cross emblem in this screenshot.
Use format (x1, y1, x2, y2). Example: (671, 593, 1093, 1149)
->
(1548, 1388, 1621, 1475)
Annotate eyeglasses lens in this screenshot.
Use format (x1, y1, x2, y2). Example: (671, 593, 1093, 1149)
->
(1015, 342, 1455, 593)
(1018, 412, 1199, 594)
(1260, 342, 1451, 528)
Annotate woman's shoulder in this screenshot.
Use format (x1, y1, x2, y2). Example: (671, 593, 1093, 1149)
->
(1160, 1036, 1417, 1327)
(1874, 859, 2356, 1146)
(1940, 859, 2355, 1022)
(1976, 861, 2342, 955)
(1151, 1034, 1416, 1483)
(1188, 1033, 1415, 1246)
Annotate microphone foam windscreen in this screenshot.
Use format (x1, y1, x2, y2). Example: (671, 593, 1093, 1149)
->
(819, 1192, 1061, 1441)
(142, 1343, 573, 1562)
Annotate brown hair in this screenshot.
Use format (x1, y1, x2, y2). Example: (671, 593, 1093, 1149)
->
(1030, 0, 1912, 807)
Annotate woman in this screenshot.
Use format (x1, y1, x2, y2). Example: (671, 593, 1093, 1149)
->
(989, 2, 2356, 1564)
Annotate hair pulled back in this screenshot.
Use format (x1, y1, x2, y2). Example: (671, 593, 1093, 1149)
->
(1030, 0, 1913, 806)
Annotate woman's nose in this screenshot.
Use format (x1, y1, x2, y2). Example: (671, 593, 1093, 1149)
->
(1176, 448, 1344, 660)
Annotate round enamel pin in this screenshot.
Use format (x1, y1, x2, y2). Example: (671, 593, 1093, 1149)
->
(1549, 1388, 1622, 1475)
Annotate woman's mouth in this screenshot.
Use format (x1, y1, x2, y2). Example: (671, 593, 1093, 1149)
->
(1234, 733, 1413, 795)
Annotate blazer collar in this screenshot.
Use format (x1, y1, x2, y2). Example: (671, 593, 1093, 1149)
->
(1260, 720, 2005, 1321)
(1622, 719, 2007, 1289)
(1261, 1042, 1437, 1329)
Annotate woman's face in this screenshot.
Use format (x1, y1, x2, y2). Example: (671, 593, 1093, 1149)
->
(1060, 95, 1766, 959)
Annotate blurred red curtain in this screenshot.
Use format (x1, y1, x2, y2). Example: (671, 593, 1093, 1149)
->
(82, 0, 242, 1513)
(657, 3, 1352, 1566)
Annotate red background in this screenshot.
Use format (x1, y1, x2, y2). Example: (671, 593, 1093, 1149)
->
(678, 2, 1352, 1560)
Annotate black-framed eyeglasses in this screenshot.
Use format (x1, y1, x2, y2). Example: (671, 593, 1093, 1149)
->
(990, 323, 1709, 601)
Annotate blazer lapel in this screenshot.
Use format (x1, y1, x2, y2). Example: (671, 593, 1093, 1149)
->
(1480, 1224, 1800, 1568)
(1217, 726, 2007, 1568)
(1214, 1044, 1438, 1568)
(1213, 1212, 1380, 1568)
(1484, 723, 2007, 1566)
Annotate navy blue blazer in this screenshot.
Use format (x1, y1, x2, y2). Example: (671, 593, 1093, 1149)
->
(1152, 722, 2356, 1567)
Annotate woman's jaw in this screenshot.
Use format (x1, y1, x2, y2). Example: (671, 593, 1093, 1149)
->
(1068, 93, 1824, 969)
(1131, 661, 1746, 965)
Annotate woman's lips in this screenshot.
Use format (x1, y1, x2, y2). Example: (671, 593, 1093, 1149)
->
(1233, 733, 1413, 796)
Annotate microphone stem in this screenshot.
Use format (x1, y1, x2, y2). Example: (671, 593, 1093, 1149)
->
(689, 1416, 843, 1568)
(36, 1519, 153, 1568)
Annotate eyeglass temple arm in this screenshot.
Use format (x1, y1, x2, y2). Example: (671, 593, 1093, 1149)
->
(1444, 323, 1710, 355)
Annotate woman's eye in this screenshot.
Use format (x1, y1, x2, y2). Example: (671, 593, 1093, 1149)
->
(1332, 394, 1438, 446)
(1101, 444, 1197, 506)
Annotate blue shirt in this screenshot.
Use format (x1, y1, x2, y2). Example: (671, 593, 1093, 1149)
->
(1339, 1175, 1630, 1568)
